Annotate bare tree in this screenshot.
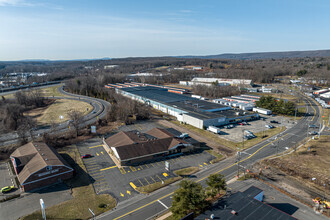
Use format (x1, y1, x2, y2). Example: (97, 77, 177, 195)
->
(67, 110, 84, 137)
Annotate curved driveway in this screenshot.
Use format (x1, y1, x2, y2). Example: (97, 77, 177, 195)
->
(0, 85, 110, 146)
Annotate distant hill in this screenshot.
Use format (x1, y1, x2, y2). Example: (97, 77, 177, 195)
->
(177, 49, 330, 60)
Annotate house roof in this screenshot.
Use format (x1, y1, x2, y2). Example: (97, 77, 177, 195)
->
(104, 128, 191, 161)
(10, 142, 72, 185)
(196, 186, 296, 220)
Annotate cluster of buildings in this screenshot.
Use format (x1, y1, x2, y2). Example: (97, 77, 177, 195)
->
(0, 72, 48, 87)
(313, 88, 330, 108)
(180, 77, 253, 87)
(105, 82, 260, 130)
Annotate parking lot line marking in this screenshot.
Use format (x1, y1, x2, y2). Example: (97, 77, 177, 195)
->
(156, 175, 163, 182)
(139, 165, 143, 170)
(100, 165, 117, 171)
(156, 162, 162, 166)
(144, 177, 150, 185)
(199, 164, 203, 167)
(158, 200, 169, 209)
(130, 166, 137, 172)
(120, 192, 124, 197)
(119, 167, 126, 174)
(130, 182, 137, 190)
(138, 179, 144, 186)
(163, 173, 168, 177)
(144, 164, 149, 168)
(86, 164, 99, 168)
(89, 144, 103, 149)
(150, 163, 155, 167)
(127, 190, 131, 195)
(204, 162, 208, 165)
(150, 176, 156, 183)
(101, 151, 104, 155)
(96, 153, 99, 156)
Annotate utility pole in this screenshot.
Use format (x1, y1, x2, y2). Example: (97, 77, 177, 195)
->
(306, 123, 309, 139)
(294, 107, 297, 122)
(237, 129, 244, 177)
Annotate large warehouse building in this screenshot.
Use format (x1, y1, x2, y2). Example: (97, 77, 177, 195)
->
(103, 128, 202, 166)
(109, 83, 259, 129)
(10, 142, 74, 191)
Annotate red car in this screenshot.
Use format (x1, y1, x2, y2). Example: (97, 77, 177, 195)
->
(81, 154, 92, 159)
(238, 123, 244, 126)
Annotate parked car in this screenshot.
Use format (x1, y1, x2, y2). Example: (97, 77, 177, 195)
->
(238, 122, 244, 126)
(225, 124, 234, 129)
(309, 131, 318, 135)
(242, 122, 248, 125)
(270, 120, 278, 124)
(81, 154, 92, 159)
(309, 124, 318, 128)
(265, 124, 274, 129)
(1, 185, 15, 193)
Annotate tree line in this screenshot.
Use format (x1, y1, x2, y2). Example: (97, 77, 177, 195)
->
(191, 84, 241, 99)
(255, 96, 296, 116)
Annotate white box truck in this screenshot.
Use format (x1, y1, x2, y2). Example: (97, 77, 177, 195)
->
(207, 126, 221, 134)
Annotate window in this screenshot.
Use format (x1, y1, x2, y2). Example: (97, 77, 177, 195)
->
(46, 166, 52, 171)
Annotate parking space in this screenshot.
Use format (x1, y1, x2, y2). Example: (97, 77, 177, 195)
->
(116, 120, 166, 133)
(77, 139, 215, 202)
(220, 115, 295, 142)
(0, 162, 19, 196)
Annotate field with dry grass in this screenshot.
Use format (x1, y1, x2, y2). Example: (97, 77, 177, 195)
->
(263, 136, 330, 191)
(24, 99, 92, 125)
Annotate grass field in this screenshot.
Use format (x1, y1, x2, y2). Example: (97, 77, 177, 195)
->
(21, 145, 116, 220)
(2, 84, 64, 99)
(264, 135, 330, 192)
(24, 99, 92, 125)
(171, 121, 285, 151)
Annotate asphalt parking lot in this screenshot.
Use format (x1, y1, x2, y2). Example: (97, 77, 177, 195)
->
(0, 162, 18, 196)
(220, 115, 295, 142)
(77, 138, 215, 202)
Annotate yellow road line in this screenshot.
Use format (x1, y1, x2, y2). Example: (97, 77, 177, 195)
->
(145, 164, 149, 168)
(130, 182, 137, 190)
(130, 166, 137, 172)
(112, 133, 291, 220)
(100, 165, 117, 171)
(119, 167, 126, 174)
(89, 144, 103, 149)
(156, 175, 163, 182)
(144, 177, 150, 185)
(150, 176, 156, 183)
(151, 163, 155, 167)
(138, 179, 144, 186)
(139, 165, 143, 170)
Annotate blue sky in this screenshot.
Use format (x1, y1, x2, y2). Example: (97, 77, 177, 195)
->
(0, 0, 330, 60)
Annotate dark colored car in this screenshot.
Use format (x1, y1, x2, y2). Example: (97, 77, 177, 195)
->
(270, 120, 278, 124)
(81, 154, 92, 159)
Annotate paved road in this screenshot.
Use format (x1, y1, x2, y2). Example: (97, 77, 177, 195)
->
(0, 85, 111, 146)
(96, 93, 322, 220)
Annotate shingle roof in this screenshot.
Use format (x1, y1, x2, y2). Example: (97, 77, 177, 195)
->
(104, 128, 190, 161)
(10, 142, 72, 185)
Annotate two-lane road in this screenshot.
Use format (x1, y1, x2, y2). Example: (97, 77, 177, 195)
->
(96, 93, 321, 220)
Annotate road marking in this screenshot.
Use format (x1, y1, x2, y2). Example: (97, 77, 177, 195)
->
(139, 165, 143, 170)
(96, 153, 99, 156)
(163, 173, 168, 177)
(119, 168, 126, 174)
(144, 177, 150, 185)
(112, 133, 291, 220)
(240, 152, 252, 156)
(150, 176, 156, 183)
(89, 144, 103, 149)
(127, 190, 131, 195)
(138, 179, 144, 186)
(199, 164, 203, 167)
(203, 162, 208, 165)
(151, 163, 155, 167)
(130, 182, 137, 190)
(145, 164, 149, 168)
(156, 175, 163, 182)
(130, 166, 137, 172)
(158, 200, 168, 209)
(101, 151, 104, 155)
(100, 165, 117, 171)
(120, 193, 124, 197)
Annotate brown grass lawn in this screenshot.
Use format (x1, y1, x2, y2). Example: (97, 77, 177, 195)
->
(263, 136, 330, 191)
(40, 84, 65, 97)
(24, 99, 92, 125)
(21, 145, 116, 220)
